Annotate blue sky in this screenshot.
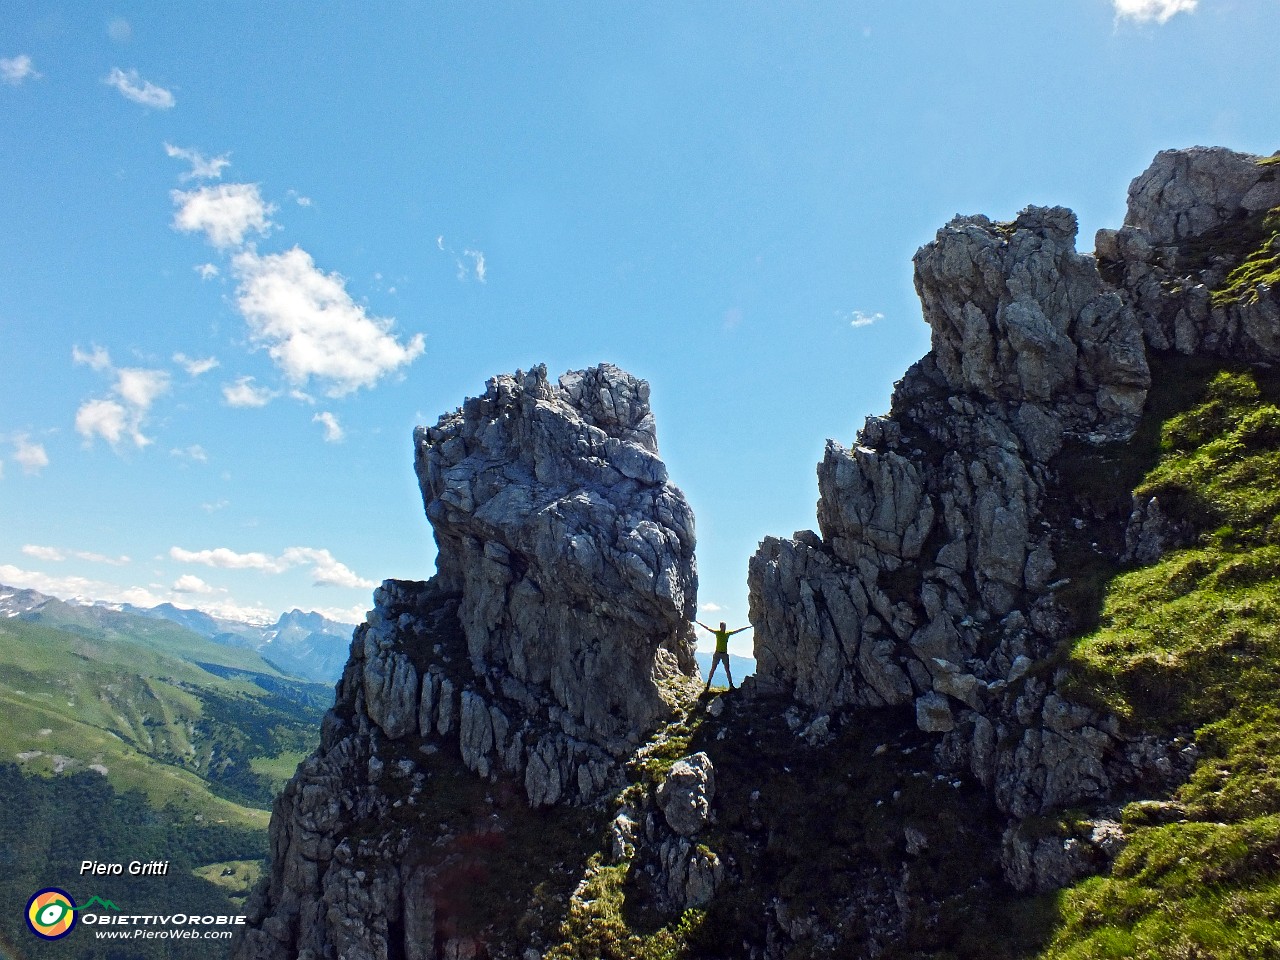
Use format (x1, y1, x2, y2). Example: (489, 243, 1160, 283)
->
(1, 1, 1276, 653)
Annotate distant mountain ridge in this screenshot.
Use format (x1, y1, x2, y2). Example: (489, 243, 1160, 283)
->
(0, 583, 357, 683)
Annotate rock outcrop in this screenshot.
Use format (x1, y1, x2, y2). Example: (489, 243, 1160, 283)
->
(1097, 146, 1280, 359)
(235, 364, 700, 960)
(414, 363, 698, 746)
(749, 148, 1278, 910)
(750, 205, 1150, 746)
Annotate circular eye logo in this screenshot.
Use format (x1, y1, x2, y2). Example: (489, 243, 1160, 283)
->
(26, 888, 77, 940)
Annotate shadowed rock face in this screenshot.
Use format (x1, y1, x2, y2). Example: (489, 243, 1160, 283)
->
(413, 363, 698, 744)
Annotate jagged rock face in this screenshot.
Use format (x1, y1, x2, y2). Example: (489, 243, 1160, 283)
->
(1098, 146, 1280, 359)
(751, 206, 1150, 741)
(413, 363, 698, 744)
(747, 151, 1264, 911)
(915, 206, 1149, 439)
(236, 365, 701, 960)
(748, 203, 1171, 834)
(1122, 146, 1280, 245)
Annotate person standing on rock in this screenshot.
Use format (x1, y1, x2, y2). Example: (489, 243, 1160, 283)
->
(696, 620, 751, 692)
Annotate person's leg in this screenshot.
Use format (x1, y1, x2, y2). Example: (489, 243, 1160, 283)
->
(726, 658, 734, 689)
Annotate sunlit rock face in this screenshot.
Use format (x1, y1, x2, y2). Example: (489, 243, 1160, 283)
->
(234, 363, 700, 960)
(413, 362, 699, 746)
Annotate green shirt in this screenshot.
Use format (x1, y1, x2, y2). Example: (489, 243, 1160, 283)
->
(713, 629, 731, 654)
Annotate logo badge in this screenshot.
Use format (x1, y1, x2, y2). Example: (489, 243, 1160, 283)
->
(26, 888, 78, 940)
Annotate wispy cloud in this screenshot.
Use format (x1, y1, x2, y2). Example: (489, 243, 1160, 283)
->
(72, 344, 112, 372)
(22, 544, 64, 562)
(14, 436, 49, 475)
(201, 498, 230, 513)
(103, 67, 174, 109)
(195, 263, 219, 280)
(73, 348, 170, 449)
(172, 183, 275, 249)
(22, 544, 130, 566)
(1, 54, 40, 85)
(170, 444, 208, 463)
(165, 143, 231, 181)
(463, 249, 487, 283)
(107, 19, 132, 43)
(700, 602, 724, 612)
(221, 376, 277, 408)
(287, 189, 312, 207)
(848, 310, 883, 329)
(1113, 0, 1197, 22)
(173, 352, 219, 376)
(313, 411, 344, 442)
(170, 544, 374, 589)
(232, 246, 425, 396)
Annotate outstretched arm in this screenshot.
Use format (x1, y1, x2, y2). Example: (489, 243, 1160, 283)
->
(694, 621, 713, 632)
(729, 625, 753, 636)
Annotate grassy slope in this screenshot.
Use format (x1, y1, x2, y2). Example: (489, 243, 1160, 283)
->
(1046, 364, 1280, 958)
(0, 613, 330, 827)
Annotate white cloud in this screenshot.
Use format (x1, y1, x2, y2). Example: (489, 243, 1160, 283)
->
(0, 565, 155, 606)
(173, 352, 219, 376)
(74, 550, 130, 566)
(436, 235, 445, 251)
(700, 602, 724, 612)
(14, 436, 49, 475)
(1, 54, 40, 85)
(75, 399, 129, 446)
(103, 67, 174, 109)
(170, 444, 208, 463)
(222, 376, 277, 408)
(73, 362, 170, 449)
(195, 263, 220, 280)
(313, 604, 366, 625)
(108, 18, 132, 43)
(201, 498, 229, 513)
(22, 545, 65, 562)
(287, 190, 312, 207)
(72, 344, 112, 372)
(165, 143, 231, 181)
(1113, 0, 1197, 22)
(20, 545, 129, 565)
(173, 573, 215, 594)
(282, 547, 375, 589)
(456, 249, 487, 283)
(170, 546, 284, 572)
(115, 367, 170, 409)
(171, 544, 375, 589)
(172, 183, 275, 249)
(849, 310, 883, 328)
(313, 411, 344, 442)
(0, 563, 274, 623)
(231, 246, 425, 396)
